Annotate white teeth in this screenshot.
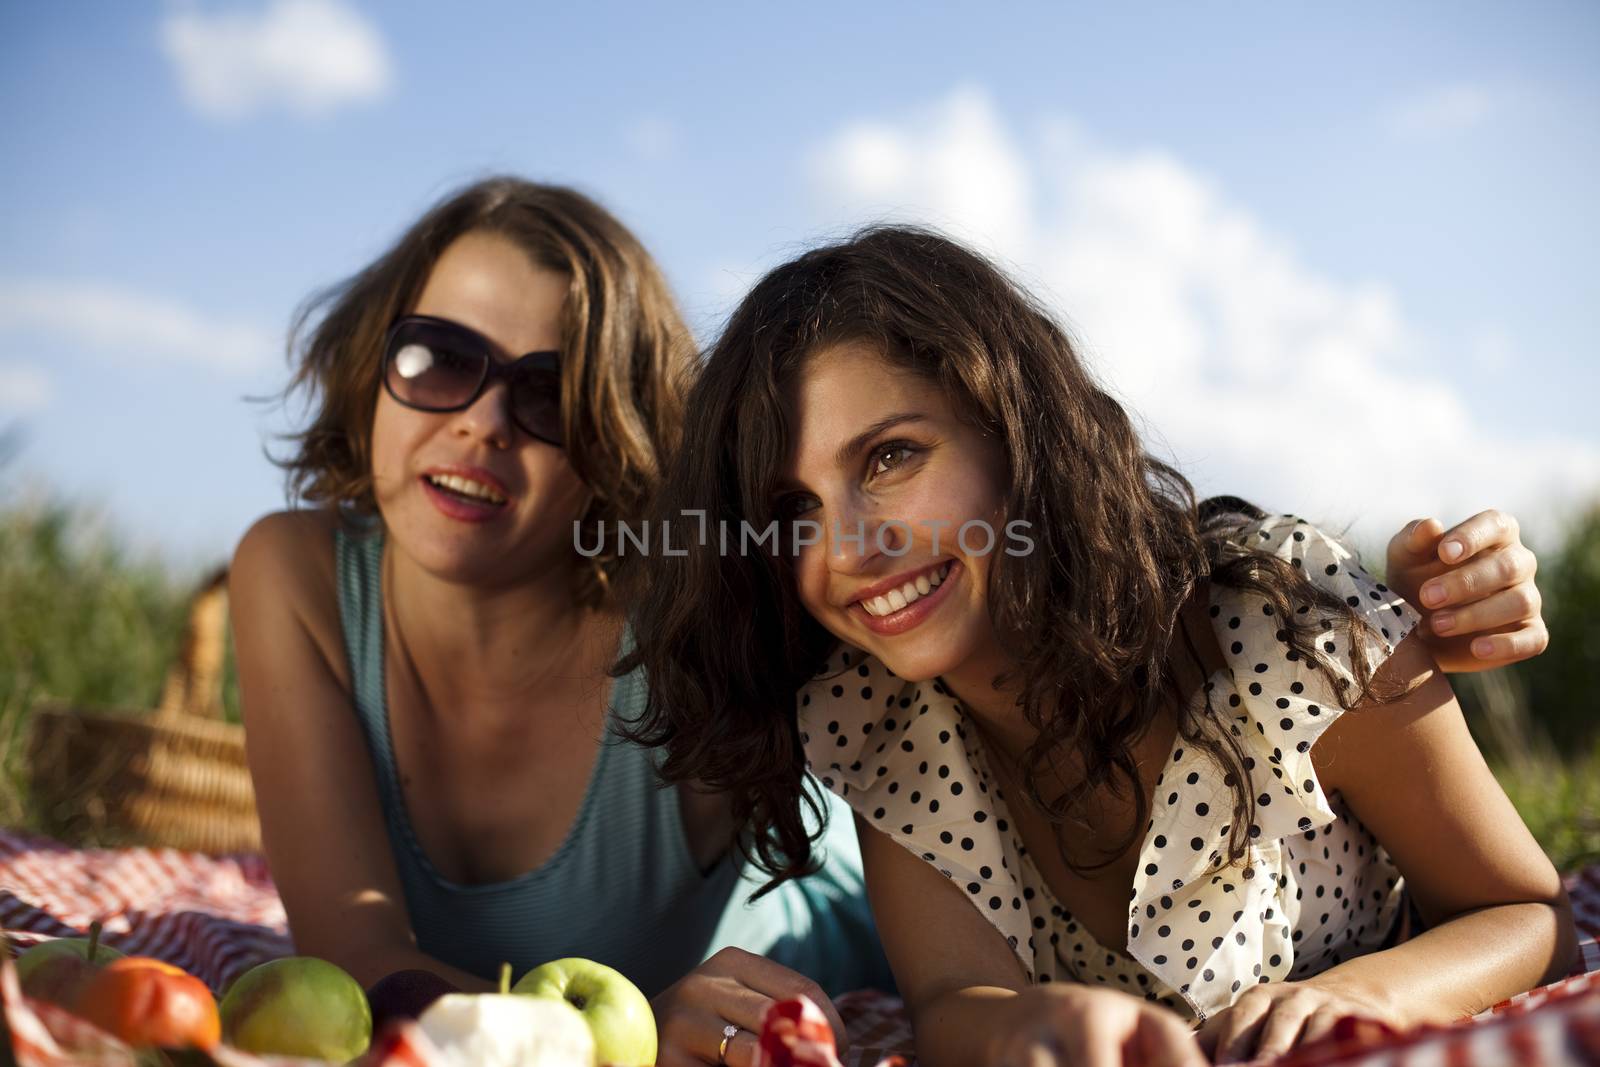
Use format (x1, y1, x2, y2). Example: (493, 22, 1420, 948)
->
(427, 473, 506, 504)
(860, 562, 954, 617)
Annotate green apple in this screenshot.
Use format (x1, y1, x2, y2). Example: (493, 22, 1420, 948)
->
(419, 990, 594, 1067)
(15, 923, 125, 1007)
(219, 956, 372, 1060)
(514, 958, 656, 1067)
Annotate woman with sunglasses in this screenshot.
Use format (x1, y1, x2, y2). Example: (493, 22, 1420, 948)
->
(621, 226, 1572, 1067)
(229, 178, 889, 1066)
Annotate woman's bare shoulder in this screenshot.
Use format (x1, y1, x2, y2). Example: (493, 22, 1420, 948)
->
(234, 507, 343, 582)
(231, 509, 349, 678)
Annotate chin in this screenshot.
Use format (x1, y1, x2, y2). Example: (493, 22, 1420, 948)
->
(815, 610, 974, 685)
(392, 521, 509, 582)
(414, 548, 498, 586)
(864, 643, 963, 686)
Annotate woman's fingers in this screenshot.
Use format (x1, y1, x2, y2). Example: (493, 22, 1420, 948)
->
(720, 1024, 764, 1067)
(1386, 518, 1449, 612)
(699, 975, 773, 1031)
(1252, 996, 1317, 1062)
(1002, 989, 1201, 1067)
(710, 949, 848, 1052)
(658, 1012, 760, 1067)
(995, 1036, 1061, 1067)
(1207, 994, 1272, 1064)
(694, 947, 846, 1053)
(657, 995, 770, 1066)
(653, 954, 790, 1067)
(1467, 622, 1551, 664)
(1389, 517, 1445, 567)
(1429, 582, 1541, 638)
(1132, 1007, 1209, 1067)
(1418, 543, 1536, 609)
(1435, 509, 1520, 564)
(1075, 1015, 1127, 1067)
(665, 1003, 766, 1067)
(1300, 1005, 1348, 1047)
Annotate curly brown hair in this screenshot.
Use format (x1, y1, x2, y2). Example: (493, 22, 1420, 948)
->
(618, 225, 1391, 894)
(274, 176, 695, 605)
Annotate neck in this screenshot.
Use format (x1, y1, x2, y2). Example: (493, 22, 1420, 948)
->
(951, 592, 1221, 800)
(383, 543, 620, 714)
(940, 634, 1033, 763)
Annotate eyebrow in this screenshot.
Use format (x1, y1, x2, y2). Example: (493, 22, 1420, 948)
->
(834, 412, 928, 468)
(772, 412, 931, 495)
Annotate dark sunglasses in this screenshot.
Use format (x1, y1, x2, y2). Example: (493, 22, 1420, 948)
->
(381, 315, 564, 446)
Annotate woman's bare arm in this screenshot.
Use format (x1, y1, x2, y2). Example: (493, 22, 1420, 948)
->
(852, 810, 1031, 1066)
(1309, 633, 1575, 1020)
(231, 512, 490, 992)
(854, 813, 1202, 1067)
(1205, 633, 1575, 1062)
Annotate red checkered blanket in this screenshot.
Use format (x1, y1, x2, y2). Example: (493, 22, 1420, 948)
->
(4, 831, 1598, 1066)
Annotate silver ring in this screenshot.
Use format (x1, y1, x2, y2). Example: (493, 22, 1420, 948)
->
(718, 1022, 739, 1064)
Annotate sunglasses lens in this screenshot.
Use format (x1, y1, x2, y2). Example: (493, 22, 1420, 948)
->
(511, 367, 563, 444)
(387, 335, 484, 410)
(385, 319, 564, 444)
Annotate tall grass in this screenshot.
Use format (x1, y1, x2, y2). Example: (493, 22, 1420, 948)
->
(1493, 748, 1600, 874)
(0, 497, 238, 827)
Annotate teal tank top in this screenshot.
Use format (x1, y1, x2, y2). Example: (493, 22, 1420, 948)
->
(334, 525, 892, 997)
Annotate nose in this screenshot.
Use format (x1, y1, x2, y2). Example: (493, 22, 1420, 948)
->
(823, 499, 906, 576)
(450, 380, 515, 449)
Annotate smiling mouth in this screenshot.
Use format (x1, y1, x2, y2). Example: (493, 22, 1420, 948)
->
(423, 472, 507, 506)
(856, 561, 954, 618)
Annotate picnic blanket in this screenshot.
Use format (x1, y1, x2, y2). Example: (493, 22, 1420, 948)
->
(3, 829, 1598, 1066)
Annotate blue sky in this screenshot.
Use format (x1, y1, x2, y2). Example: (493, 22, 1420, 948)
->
(2, 0, 1596, 568)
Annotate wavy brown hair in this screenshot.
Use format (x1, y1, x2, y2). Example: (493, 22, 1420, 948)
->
(618, 225, 1392, 893)
(274, 176, 695, 605)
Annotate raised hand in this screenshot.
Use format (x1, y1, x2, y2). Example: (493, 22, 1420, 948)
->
(1385, 510, 1546, 672)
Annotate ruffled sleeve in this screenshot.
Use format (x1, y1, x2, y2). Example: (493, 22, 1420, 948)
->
(1123, 515, 1421, 1020)
(1224, 515, 1421, 833)
(796, 645, 1041, 978)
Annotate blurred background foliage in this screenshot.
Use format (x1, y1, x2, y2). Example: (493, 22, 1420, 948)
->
(0, 442, 1595, 867)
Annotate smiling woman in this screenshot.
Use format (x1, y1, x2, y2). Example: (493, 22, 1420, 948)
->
(619, 225, 1572, 1067)
(775, 340, 1013, 675)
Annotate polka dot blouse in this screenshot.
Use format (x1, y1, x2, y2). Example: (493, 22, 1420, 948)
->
(797, 516, 1421, 1023)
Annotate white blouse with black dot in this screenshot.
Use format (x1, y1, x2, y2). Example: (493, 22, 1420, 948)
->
(798, 516, 1420, 1023)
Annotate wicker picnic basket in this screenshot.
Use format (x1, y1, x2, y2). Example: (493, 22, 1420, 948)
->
(25, 567, 262, 854)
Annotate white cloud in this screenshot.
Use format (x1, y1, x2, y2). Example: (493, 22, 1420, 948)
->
(0, 280, 275, 374)
(0, 363, 52, 414)
(806, 88, 1600, 543)
(1384, 84, 1498, 137)
(162, 0, 392, 121)
(811, 85, 1034, 260)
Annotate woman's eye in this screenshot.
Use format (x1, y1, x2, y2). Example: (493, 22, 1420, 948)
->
(871, 444, 915, 477)
(777, 493, 820, 520)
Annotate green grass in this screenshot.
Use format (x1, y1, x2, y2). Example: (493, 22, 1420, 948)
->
(0, 497, 238, 829)
(1491, 747, 1600, 874)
